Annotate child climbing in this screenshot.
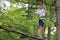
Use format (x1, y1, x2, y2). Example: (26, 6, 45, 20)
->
(34, 3, 47, 39)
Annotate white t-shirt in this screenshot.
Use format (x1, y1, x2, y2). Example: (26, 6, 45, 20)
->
(35, 9, 46, 19)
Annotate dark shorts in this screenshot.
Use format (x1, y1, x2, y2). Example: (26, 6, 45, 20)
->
(39, 19, 44, 27)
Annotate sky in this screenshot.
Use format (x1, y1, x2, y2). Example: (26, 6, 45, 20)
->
(1, 0, 10, 12)
(1, 0, 28, 11)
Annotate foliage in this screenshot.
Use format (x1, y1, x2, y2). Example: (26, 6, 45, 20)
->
(0, 0, 56, 40)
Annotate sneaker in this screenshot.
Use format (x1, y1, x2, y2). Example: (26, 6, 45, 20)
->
(37, 36, 43, 39)
(43, 37, 47, 40)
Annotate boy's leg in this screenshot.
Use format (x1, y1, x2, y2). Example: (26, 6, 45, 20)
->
(38, 26, 44, 37)
(38, 19, 45, 38)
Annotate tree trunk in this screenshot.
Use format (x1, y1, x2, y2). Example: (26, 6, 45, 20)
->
(56, 0, 60, 40)
(47, 26, 51, 40)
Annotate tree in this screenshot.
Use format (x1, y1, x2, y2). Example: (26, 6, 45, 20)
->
(0, 0, 56, 40)
(56, 0, 60, 40)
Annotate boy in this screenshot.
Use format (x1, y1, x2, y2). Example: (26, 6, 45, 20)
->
(34, 3, 47, 39)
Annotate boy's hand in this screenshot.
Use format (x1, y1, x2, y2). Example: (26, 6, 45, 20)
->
(34, 13, 37, 15)
(46, 11, 48, 16)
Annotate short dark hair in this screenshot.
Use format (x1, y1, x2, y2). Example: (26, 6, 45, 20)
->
(39, 2, 43, 5)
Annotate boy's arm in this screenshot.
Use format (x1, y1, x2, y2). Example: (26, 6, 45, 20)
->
(34, 10, 38, 15)
(34, 12, 37, 15)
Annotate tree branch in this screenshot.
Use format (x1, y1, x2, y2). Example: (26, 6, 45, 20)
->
(0, 25, 42, 40)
